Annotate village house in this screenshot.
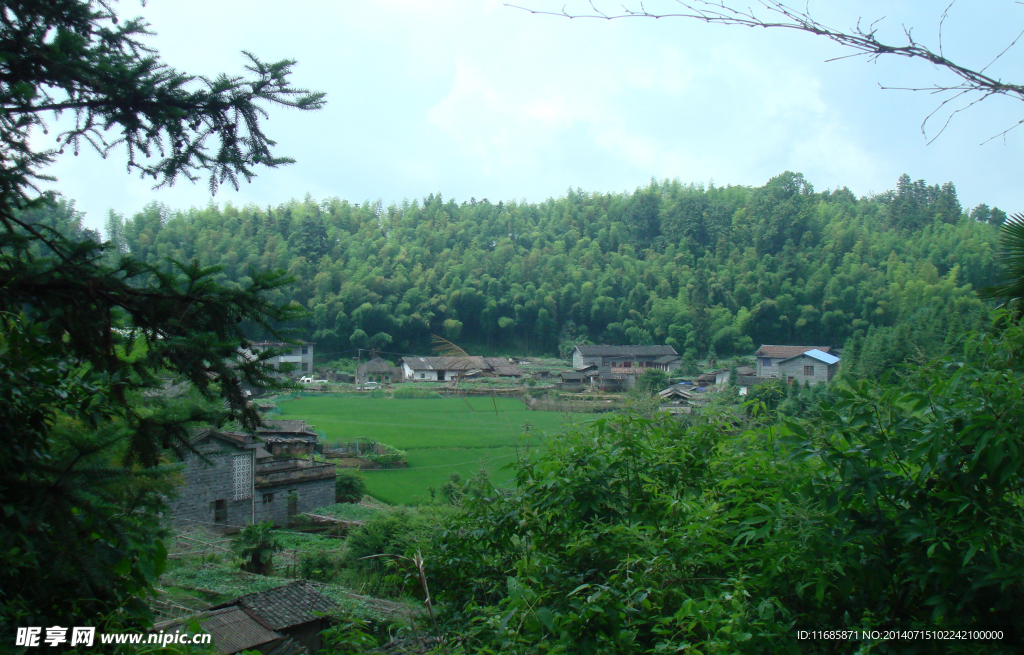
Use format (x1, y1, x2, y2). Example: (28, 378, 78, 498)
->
(754, 345, 835, 378)
(571, 345, 680, 372)
(356, 356, 401, 385)
(246, 340, 316, 379)
(400, 356, 523, 381)
(166, 429, 336, 532)
(776, 348, 841, 385)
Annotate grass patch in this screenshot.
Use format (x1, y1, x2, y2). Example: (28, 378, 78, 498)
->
(310, 503, 383, 523)
(278, 396, 587, 504)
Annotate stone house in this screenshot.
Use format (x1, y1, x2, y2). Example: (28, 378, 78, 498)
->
(754, 345, 834, 378)
(572, 345, 680, 372)
(167, 429, 336, 531)
(775, 349, 841, 385)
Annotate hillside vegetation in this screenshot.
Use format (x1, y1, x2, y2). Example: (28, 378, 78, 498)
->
(96, 172, 1001, 369)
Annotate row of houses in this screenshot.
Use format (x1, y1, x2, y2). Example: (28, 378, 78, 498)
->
(241, 340, 841, 390)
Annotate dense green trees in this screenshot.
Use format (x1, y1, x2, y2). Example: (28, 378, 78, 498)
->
(113, 173, 999, 363)
(427, 314, 1024, 653)
(1, 0, 322, 636)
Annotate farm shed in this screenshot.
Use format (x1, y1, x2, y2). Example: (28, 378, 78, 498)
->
(211, 581, 337, 654)
(156, 606, 302, 655)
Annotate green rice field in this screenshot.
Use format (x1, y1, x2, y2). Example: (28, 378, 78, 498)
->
(277, 395, 588, 504)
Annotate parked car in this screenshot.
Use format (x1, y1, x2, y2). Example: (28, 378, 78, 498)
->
(299, 376, 314, 383)
(360, 381, 380, 390)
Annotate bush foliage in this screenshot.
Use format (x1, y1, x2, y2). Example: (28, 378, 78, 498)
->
(428, 314, 1024, 654)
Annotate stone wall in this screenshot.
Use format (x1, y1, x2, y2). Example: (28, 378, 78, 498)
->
(255, 477, 335, 526)
(167, 446, 254, 531)
(778, 356, 832, 385)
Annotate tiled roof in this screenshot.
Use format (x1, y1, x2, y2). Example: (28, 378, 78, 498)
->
(736, 366, 756, 376)
(738, 375, 773, 386)
(754, 345, 832, 359)
(169, 606, 281, 655)
(224, 581, 337, 631)
(574, 345, 678, 357)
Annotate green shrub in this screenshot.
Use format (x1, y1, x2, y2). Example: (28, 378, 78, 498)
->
(298, 551, 343, 582)
(335, 468, 367, 503)
(392, 386, 442, 399)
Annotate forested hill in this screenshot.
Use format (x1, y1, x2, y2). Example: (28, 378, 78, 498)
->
(92, 171, 1002, 368)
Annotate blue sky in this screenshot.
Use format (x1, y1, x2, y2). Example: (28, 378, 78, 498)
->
(40, 1, 1024, 232)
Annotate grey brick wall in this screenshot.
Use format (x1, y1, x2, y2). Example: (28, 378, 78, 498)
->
(778, 356, 833, 385)
(166, 439, 255, 531)
(256, 478, 335, 526)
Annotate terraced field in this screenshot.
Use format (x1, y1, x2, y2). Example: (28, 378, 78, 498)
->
(277, 395, 588, 504)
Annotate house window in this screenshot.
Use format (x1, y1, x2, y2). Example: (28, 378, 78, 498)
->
(419, 373, 425, 379)
(233, 454, 251, 500)
(804, 365, 815, 376)
(213, 499, 227, 523)
(262, 493, 274, 504)
(763, 358, 772, 367)
(301, 346, 308, 355)
(301, 363, 309, 372)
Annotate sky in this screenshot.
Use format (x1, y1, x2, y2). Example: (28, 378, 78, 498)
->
(38, 0, 1024, 233)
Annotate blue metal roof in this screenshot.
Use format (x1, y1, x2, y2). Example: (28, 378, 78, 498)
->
(802, 349, 840, 365)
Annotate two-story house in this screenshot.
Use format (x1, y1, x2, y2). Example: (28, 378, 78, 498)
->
(247, 341, 315, 379)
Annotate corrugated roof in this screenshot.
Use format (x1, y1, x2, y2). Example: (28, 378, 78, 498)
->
(779, 349, 841, 365)
(574, 345, 678, 357)
(221, 581, 337, 631)
(754, 345, 832, 359)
